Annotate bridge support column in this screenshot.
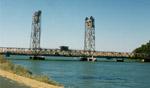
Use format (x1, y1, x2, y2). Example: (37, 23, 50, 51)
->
(5, 52, 10, 57)
(141, 59, 150, 62)
(116, 58, 124, 62)
(30, 55, 45, 60)
(80, 57, 97, 62)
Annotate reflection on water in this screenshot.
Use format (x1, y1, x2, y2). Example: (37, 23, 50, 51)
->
(7, 56, 150, 88)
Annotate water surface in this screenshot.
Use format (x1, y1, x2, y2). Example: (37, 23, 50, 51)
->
(7, 56, 150, 88)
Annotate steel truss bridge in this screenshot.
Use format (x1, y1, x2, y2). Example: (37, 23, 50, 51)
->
(0, 47, 133, 58)
(1, 11, 146, 60)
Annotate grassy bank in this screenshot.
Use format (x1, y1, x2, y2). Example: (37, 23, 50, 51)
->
(0, 55, 62, 87)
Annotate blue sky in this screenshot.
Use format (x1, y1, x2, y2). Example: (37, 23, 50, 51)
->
(0, 0, 150, 52)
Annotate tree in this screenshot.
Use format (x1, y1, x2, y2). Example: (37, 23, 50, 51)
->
(133, 41, 150, 59)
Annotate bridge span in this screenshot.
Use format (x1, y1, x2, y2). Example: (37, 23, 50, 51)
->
(0, 47, 133, 58)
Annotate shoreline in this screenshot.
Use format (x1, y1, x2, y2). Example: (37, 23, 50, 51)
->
(0, 76, 30, 88)
(0, 69, 63, 88)
(0, 55, 63, 88)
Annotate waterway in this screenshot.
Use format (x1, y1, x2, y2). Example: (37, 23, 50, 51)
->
(6, 56, 150, 88)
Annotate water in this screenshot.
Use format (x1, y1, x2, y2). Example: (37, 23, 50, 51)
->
(7, 56, 150, 88)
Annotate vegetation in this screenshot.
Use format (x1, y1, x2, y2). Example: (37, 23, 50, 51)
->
(133, 41, 150, 59)
(0, 55, 62, 86)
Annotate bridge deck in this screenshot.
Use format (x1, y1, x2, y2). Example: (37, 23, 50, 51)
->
(0, 47, 132, 58)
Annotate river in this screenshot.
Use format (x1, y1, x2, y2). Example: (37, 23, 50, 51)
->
(6, 55, 150, 88)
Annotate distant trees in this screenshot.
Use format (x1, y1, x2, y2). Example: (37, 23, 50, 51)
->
(133, 41, 150, 59)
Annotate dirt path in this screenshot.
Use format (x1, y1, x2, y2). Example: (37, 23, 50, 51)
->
(0, 70, 63, 88)
(0, 76, 30, 88)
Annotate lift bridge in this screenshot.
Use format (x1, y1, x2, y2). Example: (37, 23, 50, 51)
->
(0, 10, 135, 61)
(0, 47, 132, 58)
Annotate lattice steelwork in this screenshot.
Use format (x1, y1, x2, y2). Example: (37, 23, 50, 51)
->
(30, 10, 41, 50)
(84, 16, 95, 51)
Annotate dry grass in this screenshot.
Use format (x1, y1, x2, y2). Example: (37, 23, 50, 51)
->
(0, 55, 62, 86)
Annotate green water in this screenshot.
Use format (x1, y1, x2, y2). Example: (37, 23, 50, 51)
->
(7, 56, 150, 88)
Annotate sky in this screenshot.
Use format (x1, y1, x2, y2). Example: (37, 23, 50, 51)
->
(0, 0, 150, 52)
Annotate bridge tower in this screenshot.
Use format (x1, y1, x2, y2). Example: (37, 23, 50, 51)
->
(81, 16, 96, 61)
(30, 10, 44, 60)
(84, 16, 95, 51)
(30, 10, 41, 51)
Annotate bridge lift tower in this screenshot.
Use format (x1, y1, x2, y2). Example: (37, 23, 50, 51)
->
(84, 16, 95, 51)
(30, 10, 44, 60)
(81, 16, 96, 61)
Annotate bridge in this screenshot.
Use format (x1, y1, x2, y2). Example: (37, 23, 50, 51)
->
(0, 47, 133, 58)
(0, 10, 138, 61)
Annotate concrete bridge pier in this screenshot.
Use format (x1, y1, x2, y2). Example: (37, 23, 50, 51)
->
(29, 55, 45, 60)
(116, 58, 124, 62)
(80, 56, 97, 62)
(5, 52, 11, 57)
(141, 59, 150, 62)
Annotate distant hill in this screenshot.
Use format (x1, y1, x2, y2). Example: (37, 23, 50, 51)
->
(133, 41, 150, 59)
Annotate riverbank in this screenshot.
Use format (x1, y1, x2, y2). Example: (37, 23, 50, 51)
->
(0, 75, 30, 88)
(0, 70, 62, 88)
(0, 55, 63, 88)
